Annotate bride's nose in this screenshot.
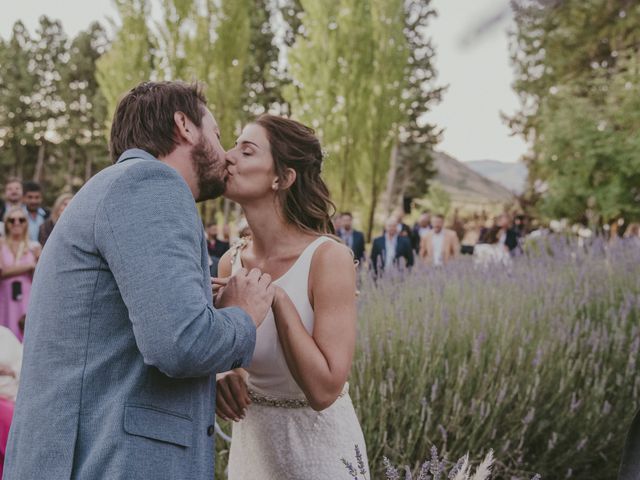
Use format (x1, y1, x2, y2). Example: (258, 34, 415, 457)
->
(225, 150, 237, 165)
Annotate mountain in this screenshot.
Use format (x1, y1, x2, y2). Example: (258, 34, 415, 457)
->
(465, 159, 528, 195)
(432, 151, 516, 206)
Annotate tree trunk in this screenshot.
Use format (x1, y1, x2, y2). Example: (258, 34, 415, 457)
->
(12, 141, 22, 179)
(383, 140, 399, 216)
(33, 142, 46, 182)
(66, 146, 77, 190)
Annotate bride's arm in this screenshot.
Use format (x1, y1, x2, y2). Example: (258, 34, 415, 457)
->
(272, 241, 357, 411)
(215, 246, 250, 421)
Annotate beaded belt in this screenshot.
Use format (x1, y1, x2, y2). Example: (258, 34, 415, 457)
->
(248, 384, 349, 409)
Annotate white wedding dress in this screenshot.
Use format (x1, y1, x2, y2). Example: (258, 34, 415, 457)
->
(227, 236, 369, 479)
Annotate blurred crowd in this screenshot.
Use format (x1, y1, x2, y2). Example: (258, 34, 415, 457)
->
(333, 208, 640, 273)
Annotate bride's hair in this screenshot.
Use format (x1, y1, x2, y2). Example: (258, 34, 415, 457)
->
(254, 115, 336, 235)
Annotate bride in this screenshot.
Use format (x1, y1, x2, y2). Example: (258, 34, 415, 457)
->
(214, 115, 369, 479)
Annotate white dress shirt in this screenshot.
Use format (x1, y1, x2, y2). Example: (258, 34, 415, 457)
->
(432, 230, 445, 266)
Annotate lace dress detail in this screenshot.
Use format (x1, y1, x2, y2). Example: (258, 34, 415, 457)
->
(227, 236, 369, 479)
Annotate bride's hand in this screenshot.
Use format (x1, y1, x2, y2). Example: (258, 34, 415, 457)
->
(216, 369, 250, 422)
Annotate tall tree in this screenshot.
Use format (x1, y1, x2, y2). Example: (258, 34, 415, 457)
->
(386, 0, 444, 214)
(206, 0, 253, 147)
(29, 16, 69, 183)
(242, 0, 286, 117)
(0, 21, 38, 180)
(359, 0, 410, 238)
(59, 22, 110, 188)
(509, 0, 640, 223)
(285, 0, 410, 239)
(96, 0, 156, 135)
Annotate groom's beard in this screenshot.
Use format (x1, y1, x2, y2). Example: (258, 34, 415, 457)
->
(192, 137, 226, 202)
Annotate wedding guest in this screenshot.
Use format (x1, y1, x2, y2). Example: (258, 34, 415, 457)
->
(338, 212, 365, 264)
(370, 217, 414, 274)
(222, 224, 231, 243)
(496, 213, 519, 254)
(22, 181, 49, 243)
(0, 207, 41, 341)
(38, 193, 73, 247)
(624, 223, 640, 240)
(419, 214, 459, 266)
(332, 213, 344, 234)
(0, 326, 22, 401)
(411, 211, 431, 252)
(206, 222, 231, 260)
(460, 220, 481, 255)
(393, 208, 413, 238)
(0, 326, 22, 480)
(474, 225, 511, 267)
(0, 179, 24, 232)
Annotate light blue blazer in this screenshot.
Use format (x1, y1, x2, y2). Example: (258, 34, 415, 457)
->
(4, 149, 256, 479)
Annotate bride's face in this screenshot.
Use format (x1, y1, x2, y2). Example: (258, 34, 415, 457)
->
(224, 124, 277, 204)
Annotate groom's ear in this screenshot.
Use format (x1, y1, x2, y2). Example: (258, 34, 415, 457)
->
(274, 168, 296, 191)
(174, 111, 198, 146)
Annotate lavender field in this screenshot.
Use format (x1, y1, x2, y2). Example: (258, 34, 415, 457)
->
(216, 237, 640, 479)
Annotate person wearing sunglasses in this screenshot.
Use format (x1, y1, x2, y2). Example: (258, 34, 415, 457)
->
(0, 206, 41, 341)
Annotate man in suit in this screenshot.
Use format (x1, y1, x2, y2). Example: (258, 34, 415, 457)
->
(411, 211, 431, 252)
(338, 212, 365, 264)
(496, 213, 520, 254)
(420, 214, 460, 266)
(4, 81, 274, 480)
(370, 217, 414, 274)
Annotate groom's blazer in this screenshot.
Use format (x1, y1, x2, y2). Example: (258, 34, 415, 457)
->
(4, 149, 256, 480)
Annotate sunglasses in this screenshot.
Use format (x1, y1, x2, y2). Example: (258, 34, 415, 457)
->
(7, 217, 27, 225)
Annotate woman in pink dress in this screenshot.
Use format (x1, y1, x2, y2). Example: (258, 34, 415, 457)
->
(0, 325, 22, 479)
(0, 206, 41, 341)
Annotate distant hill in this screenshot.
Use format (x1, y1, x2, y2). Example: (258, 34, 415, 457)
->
(465, 159, 528, 195)
(432, 151, 516, 206)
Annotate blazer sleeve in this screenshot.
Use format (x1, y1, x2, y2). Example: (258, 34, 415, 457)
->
(95, 163, 256, 378)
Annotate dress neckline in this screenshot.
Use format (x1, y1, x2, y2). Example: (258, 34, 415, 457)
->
(237, 236, 328, 284)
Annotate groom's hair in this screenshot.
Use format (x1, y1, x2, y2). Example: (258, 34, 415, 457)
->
(109, 81, 208, 163)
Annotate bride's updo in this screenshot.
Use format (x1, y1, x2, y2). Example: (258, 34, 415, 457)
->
(254, 115, 336, 235)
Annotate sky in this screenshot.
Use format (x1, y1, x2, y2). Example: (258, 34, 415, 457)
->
(0, 0, 529, 164)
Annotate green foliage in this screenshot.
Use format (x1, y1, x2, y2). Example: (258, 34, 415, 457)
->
(206, 0, 252, 147)
(535, 52, 640, 224)
(0, 21, 38, 179)
(423, 182, 451, 217)
(95, 0, 156, 134)
(388, 1, 443, 208)
(285, 0, 410, 239)
(1, 0, 442, 229)
(509, 0, 640, 223)
(0, 17, 110, 200)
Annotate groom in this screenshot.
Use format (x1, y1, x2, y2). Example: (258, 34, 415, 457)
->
(4, 81, 274, 479)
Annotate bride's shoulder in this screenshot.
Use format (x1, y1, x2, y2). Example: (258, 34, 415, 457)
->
(312, 237, 355, 271)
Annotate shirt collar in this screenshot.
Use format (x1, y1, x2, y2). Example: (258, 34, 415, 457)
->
(116, 148, 159, 164)
(23, 205, 47, 218)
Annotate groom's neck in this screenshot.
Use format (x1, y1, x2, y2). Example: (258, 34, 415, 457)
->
(159, 148, 199, 200)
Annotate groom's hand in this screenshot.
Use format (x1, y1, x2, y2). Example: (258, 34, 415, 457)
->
(217, 268, 275, 327)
